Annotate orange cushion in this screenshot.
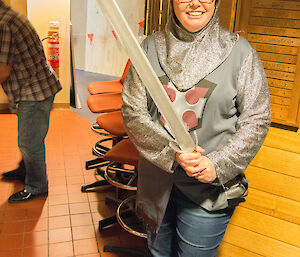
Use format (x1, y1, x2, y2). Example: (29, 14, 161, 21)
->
(88, 80, 123, 95)
(87, 93, 123, 113)
(96, 111, 126, 137)
(104, 139, 139, 167)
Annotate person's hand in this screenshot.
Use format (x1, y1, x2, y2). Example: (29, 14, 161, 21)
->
(193, 156, 216, 183)
(175, 146, 204, 176)
(175, 146, 216, 183)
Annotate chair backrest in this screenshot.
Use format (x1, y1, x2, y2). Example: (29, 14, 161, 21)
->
(120, 59, 131, 84)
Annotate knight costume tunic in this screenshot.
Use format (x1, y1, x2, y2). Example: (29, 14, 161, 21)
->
(121, 12, 271, 233)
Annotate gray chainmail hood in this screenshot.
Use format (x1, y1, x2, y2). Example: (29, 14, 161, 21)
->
(154, 0, 238, 91)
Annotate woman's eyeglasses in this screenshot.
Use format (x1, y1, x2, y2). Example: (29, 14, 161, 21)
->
(178, 0, 214, 4)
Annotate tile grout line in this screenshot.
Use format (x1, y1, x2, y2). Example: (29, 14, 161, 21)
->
(65, 143, 76, 257)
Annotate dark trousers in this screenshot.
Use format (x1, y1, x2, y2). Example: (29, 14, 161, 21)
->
(17, 96, 54, 194)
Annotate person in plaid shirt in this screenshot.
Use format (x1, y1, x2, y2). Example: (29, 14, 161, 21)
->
(0, 0, 61, 202)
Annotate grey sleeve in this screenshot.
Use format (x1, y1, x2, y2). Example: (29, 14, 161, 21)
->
(207, 48, 271, 186)
(121, 41, 177, 172)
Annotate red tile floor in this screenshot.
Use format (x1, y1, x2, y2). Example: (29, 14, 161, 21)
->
(0, 109, 147, 257)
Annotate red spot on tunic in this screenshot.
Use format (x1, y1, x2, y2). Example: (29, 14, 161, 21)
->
(182, 110, 198, 129)
(163, 85, 176, 102)
(185, 88, 208, 105)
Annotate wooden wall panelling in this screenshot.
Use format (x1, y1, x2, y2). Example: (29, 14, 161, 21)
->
(251, 43, 298, 55)
(145, 0, 170, 35)
(161, 0, 170, 31)
(292, 45, 300, 127)
(149, 0, 157, 34)
(235, 0, 300, 127)
(251, 0, 300, 10)
(248, 25, 300, 38)
(265, 69, 294, 81)
(234, 0, 251, 37)
(158, 0, 163, 31)
(149, 0, 159, 33)
(251, 8, 300, 20)
(248, 34, 300, 46)
(249, 17, 300, 29)
(262, 61, 296, 73)
(258, 52, 298, 64)
(217, 0, 238, 31)
(144, 0, 149, 35)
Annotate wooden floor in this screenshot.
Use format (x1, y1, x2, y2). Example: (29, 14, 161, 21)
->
(218, 126, 300, 256)
(0, 109, 146, 257)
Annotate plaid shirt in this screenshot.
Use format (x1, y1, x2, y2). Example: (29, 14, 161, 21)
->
(0, 1, 61, 111)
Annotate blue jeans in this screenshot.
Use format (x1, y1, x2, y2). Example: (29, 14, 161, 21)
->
(17, 96, 54, 194)
(147, 186, 234, 257)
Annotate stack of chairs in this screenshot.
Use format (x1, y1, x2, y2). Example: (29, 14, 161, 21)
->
(82, 59, 131, 190)
(81, 59, 150, 256)
(88, 59, 131, 95)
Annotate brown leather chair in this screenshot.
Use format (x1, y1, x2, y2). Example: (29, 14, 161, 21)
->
(87, 92, 122, 114)
(82, 111, 127, 190)
(99, 139, 150, 257)
(84, 138, 140, 230)
(88, 59, 131, 95)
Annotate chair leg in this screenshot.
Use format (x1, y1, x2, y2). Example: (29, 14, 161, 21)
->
(81, 180, 110, 192)
(99, 207, 133, 231)
(92, 137, 121, 157)
(99, 215, 118, 230)
(105, 195, 122, 206)
(85, 157, 110, 170)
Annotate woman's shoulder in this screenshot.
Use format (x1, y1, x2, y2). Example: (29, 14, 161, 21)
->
(236, 35, 253, 52)
(228, 34, 256, 63)
(218, 23, 252, 52)
(140, 32, 162, 53)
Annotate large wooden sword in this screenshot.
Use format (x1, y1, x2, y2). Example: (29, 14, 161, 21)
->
(96, 0, 196, 153)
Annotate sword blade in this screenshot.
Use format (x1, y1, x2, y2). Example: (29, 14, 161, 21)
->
(96, 0, 195, 153)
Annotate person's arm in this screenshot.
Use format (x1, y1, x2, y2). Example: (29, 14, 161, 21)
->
(0, 64, 11, 83)
(206, 48, 271, 186)
(122, 63, 178, 172)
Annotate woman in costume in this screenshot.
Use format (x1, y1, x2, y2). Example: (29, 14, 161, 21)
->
(121, 0, 271, 256)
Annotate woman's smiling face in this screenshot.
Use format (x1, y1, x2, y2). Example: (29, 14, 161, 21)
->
(173, 0, 216, 33)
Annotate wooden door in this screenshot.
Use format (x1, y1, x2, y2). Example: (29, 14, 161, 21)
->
(144, 0, 238, 35)
(235, 0, 300, 127)
(145, 0, 170, 35)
